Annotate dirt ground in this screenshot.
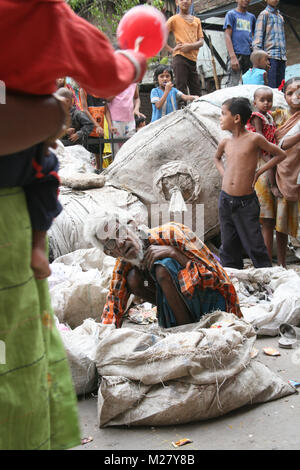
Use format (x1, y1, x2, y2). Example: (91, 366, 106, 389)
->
(72, 334, 300, 451)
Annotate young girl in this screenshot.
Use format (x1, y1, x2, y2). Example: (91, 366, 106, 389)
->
(246, 86, 281, 262)
(150, 65, 199, 122)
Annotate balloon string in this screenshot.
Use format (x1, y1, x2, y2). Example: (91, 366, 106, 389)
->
(134, 36, 144, 52)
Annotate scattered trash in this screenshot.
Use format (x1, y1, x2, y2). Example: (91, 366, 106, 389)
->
(278, 323, 299, 349)
(172, 438, 193, 448)
(81, 436, 93, 445)
(288, 380, 300, 388)
(263, 347, 281, 356)
(251, 348, 259, 359)
(128, 304, 157, 325)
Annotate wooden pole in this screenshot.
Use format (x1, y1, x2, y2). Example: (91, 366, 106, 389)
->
(208, 34, 220, 90)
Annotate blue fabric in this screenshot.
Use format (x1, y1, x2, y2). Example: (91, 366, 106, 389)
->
(151, 257, 226, 329)
(242, 67, 265, 85)
(268, 58, 286, 88)
(150, 87, 182, 122)
(224, 9, 256, 56)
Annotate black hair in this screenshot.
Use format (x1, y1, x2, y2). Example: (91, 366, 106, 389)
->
(283, 77, 300, 94)
(153, 64, 173, 85)
(222, 97, 252, 125)
(135, 114, 146, 127)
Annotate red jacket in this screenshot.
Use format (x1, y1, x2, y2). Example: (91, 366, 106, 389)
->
(1, 0, 145, 97)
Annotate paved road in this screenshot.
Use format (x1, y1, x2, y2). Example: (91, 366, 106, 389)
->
(72, 335, 300, 451)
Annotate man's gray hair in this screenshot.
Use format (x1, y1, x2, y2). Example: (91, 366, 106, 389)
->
(84, 208, 136, 250)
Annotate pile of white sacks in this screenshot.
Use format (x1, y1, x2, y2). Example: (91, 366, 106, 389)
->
(48, 87, 300, 427)
(49, 247, 299, 426)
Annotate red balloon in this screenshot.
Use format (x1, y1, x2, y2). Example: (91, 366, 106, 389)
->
(117, 5, 167, 58)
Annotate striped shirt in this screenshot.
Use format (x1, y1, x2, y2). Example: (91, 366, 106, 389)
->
(252, 5, 286, 60)
(101, 223, 241, 327)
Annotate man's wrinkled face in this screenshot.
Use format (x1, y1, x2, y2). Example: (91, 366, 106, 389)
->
(102, 223, 144, 266)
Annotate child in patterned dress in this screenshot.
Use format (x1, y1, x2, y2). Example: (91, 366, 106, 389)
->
(246, 86, 280, 261)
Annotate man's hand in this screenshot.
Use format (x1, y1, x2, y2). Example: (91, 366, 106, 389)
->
(142, 245, 176, 270)
(66, 127, 75, 136)
(230, 55, 240, 71)
(69, 132, 79, 142)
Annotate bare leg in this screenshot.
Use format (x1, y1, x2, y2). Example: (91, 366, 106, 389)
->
(261, 218, 275, 262)
(276, 231, 288, 268)
(31, 230, 51, 279)
(95, 153, 101, 173)
(127, 266, 193, 326)
(126, 267, 157, 305)
(155, 265, 193, 326)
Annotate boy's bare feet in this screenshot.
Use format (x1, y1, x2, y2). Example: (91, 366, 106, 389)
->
(31, 247, 51, 279)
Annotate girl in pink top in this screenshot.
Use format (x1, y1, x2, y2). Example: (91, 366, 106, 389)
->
(108, 84, 146, 153)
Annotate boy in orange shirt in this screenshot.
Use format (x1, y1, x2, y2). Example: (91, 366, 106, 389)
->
(165, 0, 203, 96)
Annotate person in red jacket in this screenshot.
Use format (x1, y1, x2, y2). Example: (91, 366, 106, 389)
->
(0, 0, 147, 154)
(0, 0, 147, 450)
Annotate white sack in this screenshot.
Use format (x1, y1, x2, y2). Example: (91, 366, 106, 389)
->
(102, 86, 287, 241)
(48, 185, 148, 260)
(96, 312, 295, 427)
(49, 248, 116, 328)
(58, 318, 114, 396)
(226, 266, 300, 336)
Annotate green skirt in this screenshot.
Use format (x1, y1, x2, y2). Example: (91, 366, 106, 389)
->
(0, 188, 80, 450)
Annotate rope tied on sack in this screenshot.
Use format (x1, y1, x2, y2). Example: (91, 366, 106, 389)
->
(153, 162, 201, 213)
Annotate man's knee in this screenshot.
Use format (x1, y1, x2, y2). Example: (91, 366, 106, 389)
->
(126, 267, 144, 295)
(155, 265, 172, 285)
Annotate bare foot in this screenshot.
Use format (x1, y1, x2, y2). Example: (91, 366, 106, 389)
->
(31, 247, 51, 279)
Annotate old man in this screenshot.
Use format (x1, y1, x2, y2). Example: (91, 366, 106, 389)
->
(85, 209, 241, 328)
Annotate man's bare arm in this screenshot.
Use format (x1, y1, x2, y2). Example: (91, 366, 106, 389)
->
(0, 93, 67, 155)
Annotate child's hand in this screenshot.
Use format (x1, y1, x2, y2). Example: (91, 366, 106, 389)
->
(230, 55, 240, 71)
(173, 42, 183, 52)
(165, 81, 173, 92)
(66, 127, 75, 136)
(95, 126, 104, 137)
(270, 185, 283, 198)
(177, 44, 191, 53)
(252, 170, 261, 187)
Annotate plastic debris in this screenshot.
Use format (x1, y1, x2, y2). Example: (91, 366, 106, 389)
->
(288, 380, 300, 388)
(81, 436, 93, 445)
(172, 438, 193, 448)
(263, 347, 281, 356)
(251, 348, 259, 359)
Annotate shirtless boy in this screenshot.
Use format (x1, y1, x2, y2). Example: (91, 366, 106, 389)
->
(214, 97, 286, 269)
